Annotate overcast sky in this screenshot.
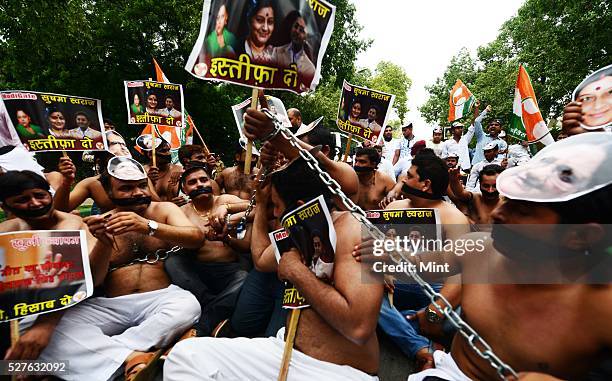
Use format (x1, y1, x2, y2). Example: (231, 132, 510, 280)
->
(353, 0, 524, 139)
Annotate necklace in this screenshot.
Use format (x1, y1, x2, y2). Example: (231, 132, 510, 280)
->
(191, 202, 211, 219)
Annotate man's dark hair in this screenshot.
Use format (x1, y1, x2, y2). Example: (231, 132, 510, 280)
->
(270, 158, 332, 213)
(548, 183, 612, 224)
(304, 125, 336, 159)
(98, 170, 112, 193)
(75, 111, 89, 120)
(178, 145, 205, 166)
(368, 105, 379, 114)
(234, 141, 245, 156)
(165, 95, 174, 102)
(411, 152, 449, 197)
(478, 164, 504, 182)
(355, 147, 380, 165)
(103, 118, 114, 125)
(0, 171, 50, 202)
(180, 164, 210, 192)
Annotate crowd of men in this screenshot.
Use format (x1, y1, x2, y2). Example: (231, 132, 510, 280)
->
(0, 95, 610, 381)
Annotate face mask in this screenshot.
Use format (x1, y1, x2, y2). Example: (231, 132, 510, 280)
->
(156, 153, 171, 164)
(188, 187, 213, 199)
(111, 196, 152, 207)
(491, 223, 582, 261)
(481, 189, 499, 198)
(6, 203, 52, 219)
(401, 183, 443, 200)
(354, 166, 375, 173)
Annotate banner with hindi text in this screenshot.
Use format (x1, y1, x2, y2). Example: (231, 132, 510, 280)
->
(0, 230, 94, 322)
(185, 0, 336, 94)
(124, 80, 184, 127)
(336, 80, 395, 144)
(1, 91, 107, 152)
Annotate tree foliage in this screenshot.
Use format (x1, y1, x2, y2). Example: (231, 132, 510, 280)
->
(0, 0, 372, 164)
(420, 0, 611, 127)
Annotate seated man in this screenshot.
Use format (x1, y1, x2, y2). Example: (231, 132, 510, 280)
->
(353, 147, 395, 211)
(165, 164, 249, 336)
(28, 157, 204, 380)
(164, 158, 383, 380)
(356, 133, 612, 381)
(0, 170, 110, 361)
(465, 141, 505, 192)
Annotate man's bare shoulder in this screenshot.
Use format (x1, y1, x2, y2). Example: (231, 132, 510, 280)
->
(217, 194, 244, 204)
(438, 201, 470, 224)
(376, 171, 395, 187)
(0, 218, 23, 232)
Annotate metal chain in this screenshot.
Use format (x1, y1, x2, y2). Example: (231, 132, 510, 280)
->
(257, 109, 518, 380)
(235, 167, 271, 239)
(109, 245, 182, 272)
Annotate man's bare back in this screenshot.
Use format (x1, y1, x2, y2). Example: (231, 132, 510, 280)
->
(217, 166, 258, 199)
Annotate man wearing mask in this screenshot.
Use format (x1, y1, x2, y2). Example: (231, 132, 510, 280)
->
(68, 112, 101, 140)
(165, 164, 250, 336)
(0, 171, 110, 363)
(354, 147, 395, 210)
(38, 156, 203, 381)
(215, 140, 260, 200)
(381, 126, 400, 165)
(450, 163, 505, 225)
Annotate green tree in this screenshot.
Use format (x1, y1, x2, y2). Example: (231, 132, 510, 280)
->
(369, 61, 411, 122)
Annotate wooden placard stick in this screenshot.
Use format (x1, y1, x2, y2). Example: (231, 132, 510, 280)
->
(244, 88, 261, 175)
(341, 134, 353, 162)
(277, 309, 301, 381)
(151, 125, 157, 168)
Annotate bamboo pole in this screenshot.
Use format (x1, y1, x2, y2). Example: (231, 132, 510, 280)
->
(244, 88, 259, 175)
(277, 309, 301, 381)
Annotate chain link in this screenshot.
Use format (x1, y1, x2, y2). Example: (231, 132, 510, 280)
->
(256, 109, 518, 380)
(109, 246, 182, 272)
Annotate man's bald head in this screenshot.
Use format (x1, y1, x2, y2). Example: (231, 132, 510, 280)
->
(287, 108, 302, 129)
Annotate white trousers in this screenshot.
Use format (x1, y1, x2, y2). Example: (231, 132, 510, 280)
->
(394, 157, 412, 178)
(163, 328, 378, 381)
(38, 284, 201, 381)
(407, 350, 472, 381)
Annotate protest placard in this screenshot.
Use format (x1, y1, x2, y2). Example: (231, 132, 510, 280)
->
(269, 228, 309, 310)
(232, 95, 292, 141)
(1, 91, 106, 152)
(124, 80, 184, 127)
(185, 0, 336, 94)
(336, 80, 395, 144)
(0, 230, 94, 322)
(571, 63, 611, 131)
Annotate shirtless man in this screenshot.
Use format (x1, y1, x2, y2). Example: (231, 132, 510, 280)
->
(354, 147, 395, 210)
(165, 164, 249, 336)
(0, 170, 110, 362)
(31, 157, 203, 381)
(164, 158, 383, 380)
(450, 163, 504, 225)
(357, 133, 612, 380)
(54, 141, 160, 213)
(378, 151, 468, 368)
(143, 139, 184, 202)
(215, 141, 259, 199)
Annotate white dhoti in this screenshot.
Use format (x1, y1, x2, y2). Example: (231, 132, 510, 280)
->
(37, 284, 201, 381)
(163, 328, 378, 381)
(407, 350, 472, 381)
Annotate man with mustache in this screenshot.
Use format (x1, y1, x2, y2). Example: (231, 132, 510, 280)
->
(165, 164, 250, 336)
(0, 170, 110, 363)
(33, 156, 203, 381)
(465, 142, 506, 192)
(450, 163, 505, 225)
(354, 147, 395, 210)
(469, 105, 507, 165)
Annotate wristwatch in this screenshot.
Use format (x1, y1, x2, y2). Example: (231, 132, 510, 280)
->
(426, 306, 444, 324)
(147, 220, 159, 236)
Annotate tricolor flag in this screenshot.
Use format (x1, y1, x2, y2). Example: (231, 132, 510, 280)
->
(509, 65, 554, 145)
(448, 79, 475, 122)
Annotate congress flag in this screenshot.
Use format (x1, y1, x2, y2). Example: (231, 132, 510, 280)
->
(509, 65, 554, 145)
(448, 79, 475, 122)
